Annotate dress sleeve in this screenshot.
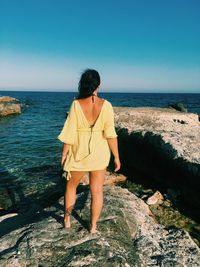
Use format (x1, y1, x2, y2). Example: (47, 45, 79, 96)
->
(103, 102, 118, 138)
(57, 100, 77, 145)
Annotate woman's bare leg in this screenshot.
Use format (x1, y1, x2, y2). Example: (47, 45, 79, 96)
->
(89, 169, 106, 233)
(64, 171, 86, 228)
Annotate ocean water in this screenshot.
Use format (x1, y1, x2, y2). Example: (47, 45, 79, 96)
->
(0, 91, 200, 183)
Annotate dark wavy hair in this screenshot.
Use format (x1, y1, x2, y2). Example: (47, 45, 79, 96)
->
(75, 69, 101, 99)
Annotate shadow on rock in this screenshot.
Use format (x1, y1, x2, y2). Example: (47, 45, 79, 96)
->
(0, 165, 91, 238)
(117, 128, 200, 222)
(0, 183, 89, 240)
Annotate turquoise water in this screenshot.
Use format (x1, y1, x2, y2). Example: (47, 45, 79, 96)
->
(0, 91, 200, 183)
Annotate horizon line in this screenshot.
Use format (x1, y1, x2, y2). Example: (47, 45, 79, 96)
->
(0, 89, 200, 94)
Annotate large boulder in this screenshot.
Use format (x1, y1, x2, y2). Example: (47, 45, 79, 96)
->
(0, 185, 199, 266)
(0, 96, 21, 117)
(113, 107, 200, 210)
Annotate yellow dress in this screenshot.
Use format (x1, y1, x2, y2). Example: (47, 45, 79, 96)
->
(57, 98, 118, 180)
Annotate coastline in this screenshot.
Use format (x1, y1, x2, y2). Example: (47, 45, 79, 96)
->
(0, 93, 200, 264)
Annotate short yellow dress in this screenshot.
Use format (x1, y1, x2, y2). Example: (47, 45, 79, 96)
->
(57, 98, 118, 180)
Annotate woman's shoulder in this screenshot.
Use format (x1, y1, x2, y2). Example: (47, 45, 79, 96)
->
(98, 98, 112, 111)
(72, 97, 112, 108)
(67, 99, 77, 112)
(96, 97, 110, 105)
(103, 99, 113, 108)
(71, 98, 79, 106)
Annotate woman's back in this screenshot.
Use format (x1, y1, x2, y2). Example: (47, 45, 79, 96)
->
(76, 96, 105, 126)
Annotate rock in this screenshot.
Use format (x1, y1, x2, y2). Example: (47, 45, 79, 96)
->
(168, 102, 188, 112)
(146, 190, 164, 205)
(113, 106, 200, 212)
(0, 185, 199, 266)
(0, 95, 21, 117)
(0, 96, 18, 103)
(143, 188, 154, 194)
(163, 199, 172, 207)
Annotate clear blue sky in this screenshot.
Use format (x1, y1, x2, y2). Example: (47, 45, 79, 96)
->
(0, 0, 200, 92)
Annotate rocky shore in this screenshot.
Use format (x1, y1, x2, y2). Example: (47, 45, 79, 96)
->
(0, 96, 21, 117)
(113, 106, 200, 212)
(1, 181, 200, 266)
(0, 104, 200, 266)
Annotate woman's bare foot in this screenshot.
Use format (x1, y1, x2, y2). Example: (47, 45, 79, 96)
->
(89, 223, 97, 233)
(64, 210, 71, 228)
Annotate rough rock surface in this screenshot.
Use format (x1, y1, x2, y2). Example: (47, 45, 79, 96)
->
(0, 185, 199, 267)
(113, 107, 200, 209)
(0, 96, 21, 117)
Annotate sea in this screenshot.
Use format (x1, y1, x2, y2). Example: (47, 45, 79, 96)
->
(0, 91, 200, 183)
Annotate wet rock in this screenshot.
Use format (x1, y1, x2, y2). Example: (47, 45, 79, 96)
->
(0, 185, 199, 266)
(113, 106, 200, 211)
(0, 96, 21, 117)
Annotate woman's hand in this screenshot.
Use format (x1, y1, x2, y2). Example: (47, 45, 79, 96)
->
(114, 157, 121, 172)
(61, 153, 67, 166)
(61, 143, 70, 166)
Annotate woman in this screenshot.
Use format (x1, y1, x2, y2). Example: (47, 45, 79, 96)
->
(57, 69, 121, 234)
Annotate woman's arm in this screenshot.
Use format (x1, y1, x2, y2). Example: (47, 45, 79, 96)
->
(57, 100, 77, 166)
(61, 143, 71, 166)
(106, 137, 121, 171)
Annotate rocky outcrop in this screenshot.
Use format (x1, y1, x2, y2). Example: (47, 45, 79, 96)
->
(0, 96, 21, 117)
(1, 104, 200, 266)
(113, 107, 200, 211)
(0, 185, 199, 266)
